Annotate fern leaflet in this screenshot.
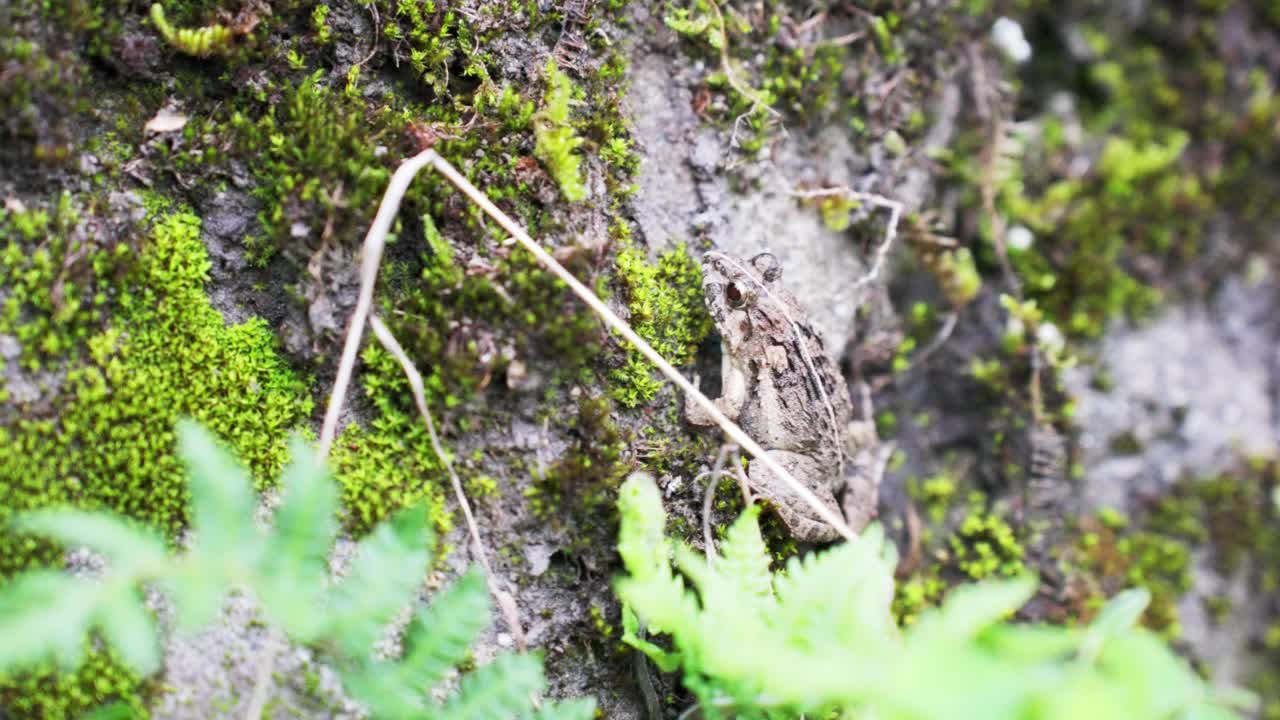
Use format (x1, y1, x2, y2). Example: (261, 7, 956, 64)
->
(615, 472, 1252, 719)
(0, 419, 595, 718)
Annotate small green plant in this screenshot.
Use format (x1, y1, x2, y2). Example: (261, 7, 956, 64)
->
(312, 4, 332, 45)
(149, 4, 233, 58)
(533, 59, 587, 202)
(615, 472, 1251, 719)
(0, 420, 594, 720)
(664, 1, 727, 49)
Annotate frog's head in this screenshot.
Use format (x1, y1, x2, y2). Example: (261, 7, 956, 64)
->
(699, 250, 782, 340)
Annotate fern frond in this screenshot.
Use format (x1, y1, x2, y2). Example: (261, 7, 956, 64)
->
(616, 473, 671, 581)
(1076, 587, 1148, 663)
(174, 419, 262, 625)
(621, 606, 681, 673)
(150, 3, 234, 57)
(178, 419, 259, 559)
(0, 571, 97, 671)
(615, 474, 701, 645)
(771, 523, 897, 652)
(164, 421, 260, 630)
(257, 434, 339, 641)
(714, 505, 771, 600)
(16, 510, 168, 576)
(436, 653, 545, 720)
(0, 419, 595, 717)
(533, 59, 586, 202)
(96, 584, 162, 674)
(400, 569, 491, 690)
(907, 575, 1036, 645)
(323, 505, 433, 658)
(343, 569, 493, 718)
(615, 472, 1252, 720)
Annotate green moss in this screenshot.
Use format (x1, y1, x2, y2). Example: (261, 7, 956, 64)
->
(0, 2, 99, 163)
(909, 473, 958, 524)
(0, 194, 131, 372)
(1069, 517, 1193, 638)
(229, 70, 404, 264)
(915, 243, 982, 310)
(892, 481, 1026, 624)
(608, 243, 712, 408)
(311, 4, 332, 44)
(662, 2, 972, 152)
(1138, 467, 1279, 601)
(327, 345, 454, 538)
(530, 395, 627, 547)
(0, 643, 149, 720)
(949, 1, 1280, 338)
(328, 214, 600, 535)
(534, 59, 587, 202)
(945, 126, 1204, 337)
(0, 205, 311, 717)
(892, 571, 946, 626)
(466, 474, 499, 499)
(808, 194, 860, 233)
(664, 1, 726, 47)
(949, 501, 1026, 580)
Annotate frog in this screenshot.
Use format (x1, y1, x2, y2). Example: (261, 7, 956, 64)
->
(686, 250, 881, 542)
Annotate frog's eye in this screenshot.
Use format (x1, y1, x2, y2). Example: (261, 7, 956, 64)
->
(750, 252, 781, 283)
(725, 282, 747, 308)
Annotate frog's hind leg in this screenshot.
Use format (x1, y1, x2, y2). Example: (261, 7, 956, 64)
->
(748, 451, 843, 543)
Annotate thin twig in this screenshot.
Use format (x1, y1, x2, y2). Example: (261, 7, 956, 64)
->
(242, 627, 279, 720)
(423, 150, 855, 541)
(634, 641, 664, 720)
(245, 153, 446, 718)
(900, 310, 958, 374)
(355, 2, 380, 67)
(317, 151, 437, 457)
(706, 0, 780, 120)
(676, 702, 704, 720)
(784, 183, 903, 292)
(701, 444, 738, 556)
(368, 315, 527, 650)
(1029, 345, 1045, 425)
(816, 29, 864, 47)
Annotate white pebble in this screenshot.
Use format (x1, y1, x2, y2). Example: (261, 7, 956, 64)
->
(992, 18, 1032, 64)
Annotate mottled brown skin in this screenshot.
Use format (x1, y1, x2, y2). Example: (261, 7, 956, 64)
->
(687, 251, 880, 542)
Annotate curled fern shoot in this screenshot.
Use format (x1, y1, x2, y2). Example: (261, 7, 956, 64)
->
(150, 4, 234, 58)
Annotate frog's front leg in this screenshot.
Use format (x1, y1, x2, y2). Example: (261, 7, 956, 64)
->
(748, 450, 843, 543)
(685, 344, 748, 426)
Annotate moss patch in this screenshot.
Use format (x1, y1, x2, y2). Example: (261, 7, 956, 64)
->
(527, 394, 628, 551)
(0, 644, 149, 720)
(0, 2, 99, 164)
(891, 484, 1028, 626)
(1063, 463, 1279, 644)
(0, 204, 311, 718)
(328, 214, 603, 536)
(609, 243, 711, 408)
(943, 1, 1280, 338)
(229, 69, 404, 266)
